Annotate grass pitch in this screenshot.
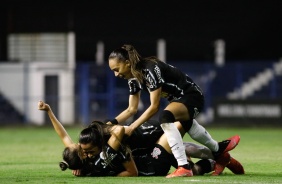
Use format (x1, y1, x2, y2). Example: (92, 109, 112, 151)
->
(0, 125, 282, 184)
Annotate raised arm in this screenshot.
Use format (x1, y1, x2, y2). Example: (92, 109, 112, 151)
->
(38, 100, 74, 147)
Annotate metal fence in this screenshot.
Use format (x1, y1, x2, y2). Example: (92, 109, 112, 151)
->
(0, 60, 281, 125)
(75, 60, 282, 125)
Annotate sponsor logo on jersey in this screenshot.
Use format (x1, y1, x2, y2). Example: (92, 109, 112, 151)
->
(151, 147, 161, 159)
(145, 72, 157, 89)
(154, 65, 163, 83)
(128, 78, 142, 94)
(99, 147, 117, 168)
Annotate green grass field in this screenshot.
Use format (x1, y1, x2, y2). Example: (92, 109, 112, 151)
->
(0, 125, 282, 184)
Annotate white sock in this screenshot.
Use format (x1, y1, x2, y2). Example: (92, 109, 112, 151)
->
(188, 119, 219, 152)
(160, 123, 188, 166)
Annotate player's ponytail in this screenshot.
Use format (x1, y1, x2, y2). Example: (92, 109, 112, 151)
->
(61, 146, 83, 170)
(59, 160, 69, 171)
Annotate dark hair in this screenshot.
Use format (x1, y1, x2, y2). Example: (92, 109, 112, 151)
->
(79, 121, 112, 154)
(59, 147, 83, 171)
(79, 121, 132, 166)
(108, 44, 159, 83)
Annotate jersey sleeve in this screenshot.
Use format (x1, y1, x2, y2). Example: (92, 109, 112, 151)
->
(144, 64, 164, 91)
(128, 78, 142, 95)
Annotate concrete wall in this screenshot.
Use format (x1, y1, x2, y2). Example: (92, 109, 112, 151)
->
(0, 62, 75, 125)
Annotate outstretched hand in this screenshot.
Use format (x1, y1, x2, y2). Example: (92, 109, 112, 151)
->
(38, 100, 50, 111)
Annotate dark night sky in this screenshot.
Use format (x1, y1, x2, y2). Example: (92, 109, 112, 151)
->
(1, 0, 282, 62)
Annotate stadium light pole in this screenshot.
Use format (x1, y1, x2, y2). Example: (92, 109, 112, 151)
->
(96, 41, 105, 66)
(214, 39, 225, 67)
(157, 39, 166, 63)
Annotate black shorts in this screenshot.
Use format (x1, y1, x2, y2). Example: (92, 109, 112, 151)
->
(134, 144, 177, 176)
(171, 90, 204, 119)
(125, 120, 164, 151)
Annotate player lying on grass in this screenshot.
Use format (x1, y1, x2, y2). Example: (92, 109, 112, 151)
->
(38, 100, 214, 176)
(75, 120, 218, 176)
(79, 120, 244, 176)
(38, 100, 137, 176)
(38, 100, 244, 176)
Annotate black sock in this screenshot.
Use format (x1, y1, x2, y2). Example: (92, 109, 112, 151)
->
(180, 163, 192, 170)
(213, 140, 231, 159)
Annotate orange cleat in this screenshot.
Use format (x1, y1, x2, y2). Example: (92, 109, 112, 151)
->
(166, 167, 193, 178)
(214, 135, 240, 159)
(211, 152, 231, 176)
(223, 135, 241, 153)
(226, 157, 245, 174)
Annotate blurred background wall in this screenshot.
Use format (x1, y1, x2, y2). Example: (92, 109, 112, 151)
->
(0, 0, 281, 125)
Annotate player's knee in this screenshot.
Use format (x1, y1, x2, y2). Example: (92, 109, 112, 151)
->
(159, 110, 175, 124)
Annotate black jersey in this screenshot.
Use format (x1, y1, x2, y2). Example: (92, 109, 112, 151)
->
(80, 144, 130, 176)
(81, 121, 175, 177)
(133, 144, 177, 176)
(128, 60, 202, 101)
(125, 120, 177, 176)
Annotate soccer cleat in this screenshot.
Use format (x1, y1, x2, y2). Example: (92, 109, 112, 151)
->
(166, 167, 193, 178)
(213, 135, 240, 159)
(223, 135, 240, 153)
(226, 157, 245, 174)
(211, 152, 231, 176)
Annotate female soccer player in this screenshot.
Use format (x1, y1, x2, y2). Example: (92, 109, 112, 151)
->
(38, 100, 138, 176)
(108, 44, 240, 177)
(38, 101, 244, 177)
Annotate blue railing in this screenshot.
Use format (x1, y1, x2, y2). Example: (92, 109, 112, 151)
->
(75, 60, 281, 124)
